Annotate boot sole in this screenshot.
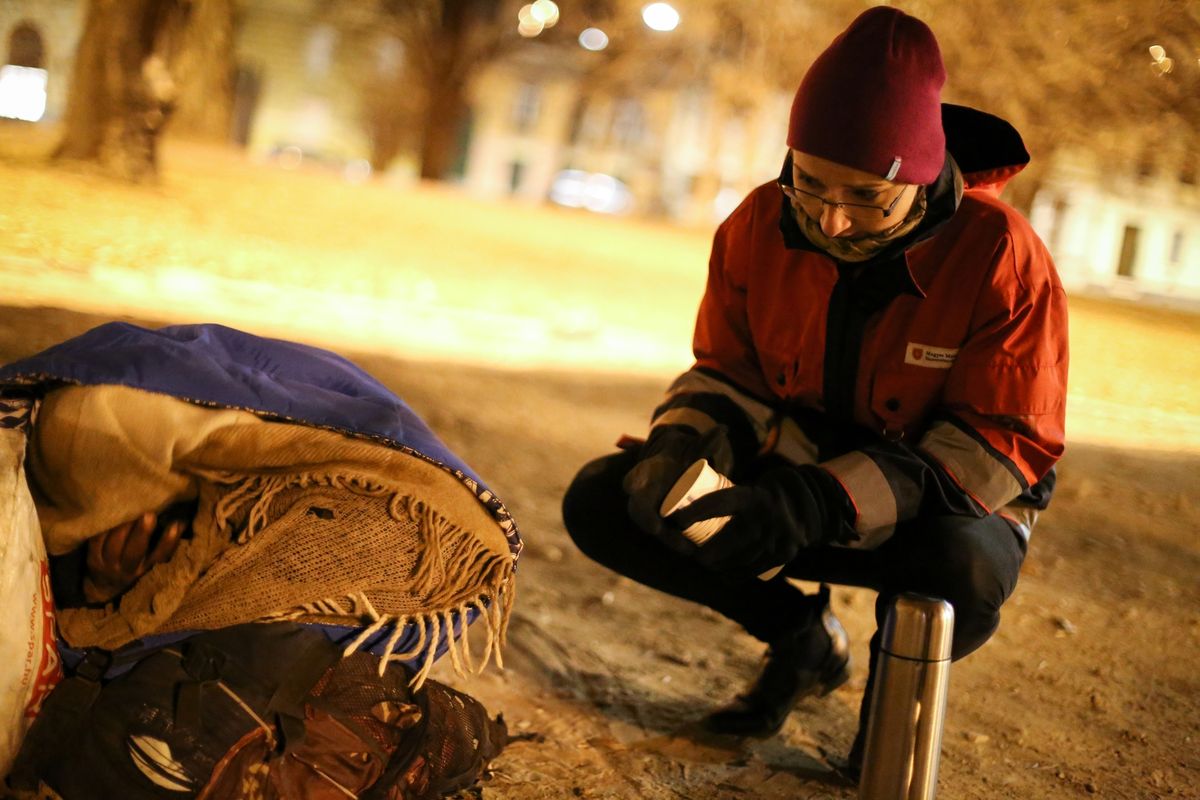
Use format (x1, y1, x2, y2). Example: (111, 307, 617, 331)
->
(704, 658, 853, 739)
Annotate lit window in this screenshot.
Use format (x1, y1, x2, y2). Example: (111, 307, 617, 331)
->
(305, 25, 337, 78)
(375, 36, 404, 75)
(1180, 157, 1196, 186)
(612, 99, 644, 148)
(1170, 230, 1184, 264)
(0, 65, 47, 122)
(509, 161, 525, 193)
(512, 83, 541, 134)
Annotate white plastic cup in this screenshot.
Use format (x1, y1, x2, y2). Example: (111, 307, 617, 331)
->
(659, 459, 784, 581)
(659, 459, 732, 544)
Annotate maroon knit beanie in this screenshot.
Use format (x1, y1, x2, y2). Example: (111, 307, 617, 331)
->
(787, 6, 946, 185)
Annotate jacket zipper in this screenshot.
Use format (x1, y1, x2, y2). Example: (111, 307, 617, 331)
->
(822, 263, 867, 424)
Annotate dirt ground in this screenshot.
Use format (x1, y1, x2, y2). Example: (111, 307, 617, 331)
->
(1, 304, 1196, 800)
(3, 129, 1198, 798)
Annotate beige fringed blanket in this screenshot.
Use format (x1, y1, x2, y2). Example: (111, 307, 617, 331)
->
(28, 384, 515, 686)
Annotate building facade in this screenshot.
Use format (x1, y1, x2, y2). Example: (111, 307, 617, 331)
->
(1029, 151, 1200, 303)
(0, 0, 82, 124)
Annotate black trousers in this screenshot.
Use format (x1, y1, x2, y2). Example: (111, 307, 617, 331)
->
(562, 449, 1027, 663)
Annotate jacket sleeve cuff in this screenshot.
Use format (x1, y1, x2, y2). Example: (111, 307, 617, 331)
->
(819, 452, 899, 549)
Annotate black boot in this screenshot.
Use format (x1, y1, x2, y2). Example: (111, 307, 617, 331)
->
(704, 584, 850, 738)
(834, 630, 880, 785)
(843, 728, 866, 784)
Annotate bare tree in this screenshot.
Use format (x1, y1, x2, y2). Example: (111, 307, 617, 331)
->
(531, 0, 859, 210)
(54, 0, 185, 181)
(349, 0, 1198, 199)
(573, 0, 1200, 210)
(360, 32, 424, 173)
(170, 0, 238, 142)
(54, 0, 237, 181)
(921, 0, 1200, 209)
(362, 0, 523, 179)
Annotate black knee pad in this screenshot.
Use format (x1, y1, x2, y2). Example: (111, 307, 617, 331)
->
(560, 451, 637, 553)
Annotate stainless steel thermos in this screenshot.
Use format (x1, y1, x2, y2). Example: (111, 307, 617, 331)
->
(858, 593, 955, 800)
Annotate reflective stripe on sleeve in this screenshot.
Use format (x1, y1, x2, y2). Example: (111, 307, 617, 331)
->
(773, 416, 819, 466)
(821, 450, 897, 548)
(657, 370, 774, 439)
(918, 421, 1024, 514)
(998, 502, 1039, 543)
(650, 407, 719, 435)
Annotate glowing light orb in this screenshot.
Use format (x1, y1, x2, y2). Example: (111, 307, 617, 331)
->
(518, 6, 545, 38)
(531, 0, 560, 27)
(642, 2, 680, 32)
(518, 19, 544, 37)
(1148, 44, 1174, 75)
(579, 27, 609, 51)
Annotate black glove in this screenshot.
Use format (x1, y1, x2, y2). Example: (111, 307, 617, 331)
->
(623, 425, 734, 542)
(665, 464, 848, 579)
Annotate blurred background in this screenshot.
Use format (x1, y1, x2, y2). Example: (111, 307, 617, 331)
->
(0, 0, 1198, 439)
(2, 4, 1199, 796)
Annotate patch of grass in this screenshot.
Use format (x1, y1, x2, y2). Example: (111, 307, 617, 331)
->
(2, 128, 1197, 450)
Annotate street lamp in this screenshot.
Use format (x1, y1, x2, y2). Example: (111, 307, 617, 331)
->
(531, 0, 560, 26)
(642, 2, 680, 32)
(518, 1, 559, 38)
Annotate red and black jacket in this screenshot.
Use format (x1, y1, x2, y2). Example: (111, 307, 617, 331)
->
(650, 106, 1068, 547)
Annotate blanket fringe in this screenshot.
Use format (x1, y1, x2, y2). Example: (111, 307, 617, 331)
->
(257, 583, 515, 690)
(198, 469, 516, 689)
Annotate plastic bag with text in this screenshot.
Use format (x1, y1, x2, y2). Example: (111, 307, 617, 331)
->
(0, 410, 61, 777)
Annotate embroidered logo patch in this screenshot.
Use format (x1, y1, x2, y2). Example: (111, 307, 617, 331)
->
(904, 342, 958, 369)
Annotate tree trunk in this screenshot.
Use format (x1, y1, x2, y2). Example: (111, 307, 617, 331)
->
(365, 0, 515, 179)
(417, 80, 468, 181)
(365, 102, 410, 173)
(414, 2, 476, 182)
(360, 36, 421, 173)
(54, 0, 190, 182)
(170, 0, 236, 142)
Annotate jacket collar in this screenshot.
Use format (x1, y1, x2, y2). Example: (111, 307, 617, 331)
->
(777, 149, 963, 304)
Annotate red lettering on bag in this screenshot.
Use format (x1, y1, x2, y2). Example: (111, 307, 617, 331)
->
(24, 561, 62, 719)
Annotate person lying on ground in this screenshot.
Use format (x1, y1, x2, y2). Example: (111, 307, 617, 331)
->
(2, 321, 522, 678)
(1, 322, 524, 797)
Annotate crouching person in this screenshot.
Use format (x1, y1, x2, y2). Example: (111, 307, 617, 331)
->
(0, 322, 521, 798)
(562, 6, 1067, 780)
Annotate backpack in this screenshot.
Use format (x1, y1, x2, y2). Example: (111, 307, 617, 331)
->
(6, 622, 506, 799)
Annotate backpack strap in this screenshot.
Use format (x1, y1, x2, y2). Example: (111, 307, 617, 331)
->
(175, 624, 342, 753)
(7, 649, 111, 790)
(267, 639, 341, 753)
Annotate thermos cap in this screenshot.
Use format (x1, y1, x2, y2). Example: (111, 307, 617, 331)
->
(881, 593, 955, 661)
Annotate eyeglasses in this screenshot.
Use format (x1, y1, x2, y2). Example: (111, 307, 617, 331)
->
(778, 181, 910, 221)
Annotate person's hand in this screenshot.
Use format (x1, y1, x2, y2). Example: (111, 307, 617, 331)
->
(83, 511, 186, 603)
(623, 426, 733, 544)
(665, 465, 836, 579)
